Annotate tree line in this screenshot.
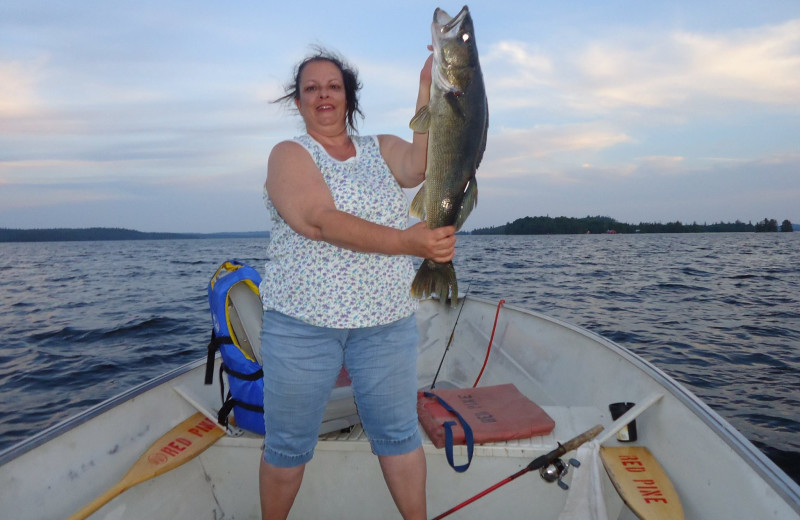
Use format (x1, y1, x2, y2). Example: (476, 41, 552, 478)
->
(471, 216, 795, 235)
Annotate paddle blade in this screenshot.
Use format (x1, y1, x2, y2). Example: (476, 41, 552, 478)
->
(600, 446, 685, 520)
(68, 412, 225, 520)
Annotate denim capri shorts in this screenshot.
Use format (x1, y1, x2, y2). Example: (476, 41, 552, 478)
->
(260, 310, 421, 468)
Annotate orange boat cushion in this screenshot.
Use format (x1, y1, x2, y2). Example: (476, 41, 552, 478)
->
(417, 383, 555, 449)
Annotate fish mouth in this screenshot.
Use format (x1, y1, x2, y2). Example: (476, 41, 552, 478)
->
(433, 6, 469, 34)
(431, 6, 472, 93)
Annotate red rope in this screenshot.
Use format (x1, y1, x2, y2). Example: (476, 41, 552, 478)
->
(472, 299, 505, 388)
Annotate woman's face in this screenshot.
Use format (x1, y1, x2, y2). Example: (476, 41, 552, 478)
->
(295, 60, 347, 136)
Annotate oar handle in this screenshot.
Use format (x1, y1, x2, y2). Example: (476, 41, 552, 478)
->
(560, 424, 604, 453)
(527, 424, 604, 471)
(66, 481, 126, 520)
(597, 393, 663, 445)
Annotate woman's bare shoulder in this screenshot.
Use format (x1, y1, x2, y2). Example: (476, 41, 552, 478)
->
(270, 139, 306, 157)
(268, 139, 315, 171)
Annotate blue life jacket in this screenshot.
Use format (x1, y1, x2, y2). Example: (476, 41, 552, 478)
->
(204, 260, 265, 434)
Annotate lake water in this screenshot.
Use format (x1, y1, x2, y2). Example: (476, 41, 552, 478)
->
(0, 233, 798, 483)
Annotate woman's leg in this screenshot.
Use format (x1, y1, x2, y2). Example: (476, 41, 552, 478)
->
(259, 311, 345, 518)
(259, 459, 305, 520)
(344, 315, 426, 519)
(379, 447, 427, 520)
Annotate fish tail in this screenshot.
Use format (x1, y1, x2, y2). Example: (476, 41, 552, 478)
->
(410, 260, 459, 306)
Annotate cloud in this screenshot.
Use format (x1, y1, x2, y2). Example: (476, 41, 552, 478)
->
(630, 155, 686, 174)
(466, 150, 800, 231)
(0, 61, 41, 117)
(355, 58, 426, 133)
(480, 123, 632, 181)
(470, 16, 800, 213)
(484, 41, 553, 88)
(2, 4, 797, 233)
(0, 91, 282, 186)
(0, 159, 104, 183)
(482, 41, 556, 111)
(0, 184, 118, 211)
(674, 20, 800, 104)
(484, 19, 800, 116)
(572, 19, 800, 111)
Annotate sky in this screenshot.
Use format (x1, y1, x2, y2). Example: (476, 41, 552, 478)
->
(1, 1, 799, 233)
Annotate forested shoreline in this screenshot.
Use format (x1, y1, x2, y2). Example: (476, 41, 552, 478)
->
(2, 216, 796, 243)
(471, 216, 796, 235)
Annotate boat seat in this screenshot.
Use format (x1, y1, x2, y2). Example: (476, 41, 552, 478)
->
(314, 405, 604, 457)
(215, 405, 605, 461)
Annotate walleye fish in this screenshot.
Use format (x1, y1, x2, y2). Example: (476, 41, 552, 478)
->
(409, 5, 488, 305)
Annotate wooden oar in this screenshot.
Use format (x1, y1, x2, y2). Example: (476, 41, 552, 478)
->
(600, 446, 684, 520)
(67, 411, 225, 520)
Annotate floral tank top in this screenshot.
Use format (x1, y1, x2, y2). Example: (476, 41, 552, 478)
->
(260, 134, 418, 328)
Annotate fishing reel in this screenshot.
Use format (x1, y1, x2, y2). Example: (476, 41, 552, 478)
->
(539, 458, 581, 490)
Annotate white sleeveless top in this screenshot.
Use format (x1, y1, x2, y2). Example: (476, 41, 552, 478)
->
(260, 134, 417, 328)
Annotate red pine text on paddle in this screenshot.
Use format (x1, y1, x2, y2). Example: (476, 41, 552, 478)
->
(618, 454, 670, 504)
(158, 418, 217, 458)
(188, 417, 216, 437)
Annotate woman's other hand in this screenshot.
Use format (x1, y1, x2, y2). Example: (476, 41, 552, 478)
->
(403, 222, 456, 263)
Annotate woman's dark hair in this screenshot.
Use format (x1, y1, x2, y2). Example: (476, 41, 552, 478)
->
(275, 47, 364, 133)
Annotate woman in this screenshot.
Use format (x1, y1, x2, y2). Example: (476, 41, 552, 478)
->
(259, 47, 456, 520)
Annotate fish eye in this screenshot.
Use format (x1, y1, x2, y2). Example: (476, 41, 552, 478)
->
(462, 32, 470, 42)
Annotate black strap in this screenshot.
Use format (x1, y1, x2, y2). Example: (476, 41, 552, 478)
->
(207, 327, 265, 428)
(205, 330, 233, 385)
(423, 392, 474, 473)
(217, 393, 264, 427)
(222, 364, 264, 381)
(218, 396, 235, 427)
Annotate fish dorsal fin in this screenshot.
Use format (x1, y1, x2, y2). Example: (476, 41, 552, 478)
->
(454, 178, 477, 231)
(409, 105, 432, 133)
(410, 184, 427, 220)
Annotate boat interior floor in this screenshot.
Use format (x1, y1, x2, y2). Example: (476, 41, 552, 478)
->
(220, 382, 608, 464)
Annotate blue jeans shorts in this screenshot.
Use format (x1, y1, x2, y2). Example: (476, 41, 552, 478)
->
(260, 310, 421, 468)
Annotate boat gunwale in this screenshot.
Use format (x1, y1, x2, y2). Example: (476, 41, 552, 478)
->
(0, 357, 207, 466)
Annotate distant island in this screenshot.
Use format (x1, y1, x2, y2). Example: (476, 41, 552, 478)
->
(2, 216, 797, 243)
(471, 216, 797, 235)
(0, 227, 270, 243)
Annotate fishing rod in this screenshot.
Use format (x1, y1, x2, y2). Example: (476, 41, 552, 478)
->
(430, 283, 471, 389)
(431, 424, 604, 520)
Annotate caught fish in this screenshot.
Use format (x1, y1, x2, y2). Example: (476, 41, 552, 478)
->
(409, 5, 488, 305)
